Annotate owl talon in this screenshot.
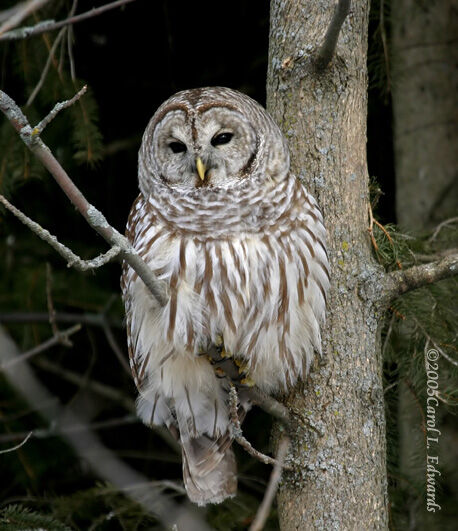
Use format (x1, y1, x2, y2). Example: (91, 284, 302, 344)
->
(240, 377, 255, 387)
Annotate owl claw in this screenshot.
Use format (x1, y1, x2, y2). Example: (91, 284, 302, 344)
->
(240, 377, 255, 387)
(214, 335, 224, 347)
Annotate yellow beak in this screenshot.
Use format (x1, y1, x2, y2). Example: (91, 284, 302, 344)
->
(196, 157, 206, 181)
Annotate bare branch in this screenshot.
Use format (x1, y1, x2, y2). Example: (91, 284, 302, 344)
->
(0, 311, 123, 328)
(415, 319, 458, 369)
(45, 263, 66, 344)
(315, 0, 351, 70)
(35, 85, 87, 132)
(0, 0, 137, 41)
(0, 0, 50, 37)
(102, 321, 132, 375)
(0, 324, 81, 371)
(26, 27, 67, 107)
(248, 387, 292, 428)
(249, 436, 290, 531)
(385, 252, 458, 300)
(0, 88, 166, 306)
(0, 431, 33, 454)
(0, 194, 122, 271)
(229, 386, 292, 469)
(428, 216, 458, 243)
(0, 325, 209, 530)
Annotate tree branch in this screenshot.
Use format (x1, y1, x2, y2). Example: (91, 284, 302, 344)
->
(229, 386, 292, 470)
(0, 311, 122, 328)
(385, 252, 458, 300)
(315, 0, 351, 70)
(0, 88, 167, 307)
(0, 194, 122, 271)
(0, 324, 81, 371)
(0, 0, 137, 41)
(0, 0, 50, 37)
(249, 436, 290, 531)
(0, 325, 208, 531)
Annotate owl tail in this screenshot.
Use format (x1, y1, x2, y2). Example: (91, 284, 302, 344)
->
(181, 432, 237, 506)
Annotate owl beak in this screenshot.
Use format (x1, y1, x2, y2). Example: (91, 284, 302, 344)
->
(196, 157, 206, 181)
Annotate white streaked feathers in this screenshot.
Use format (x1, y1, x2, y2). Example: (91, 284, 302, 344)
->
(121, 87, 329, 505)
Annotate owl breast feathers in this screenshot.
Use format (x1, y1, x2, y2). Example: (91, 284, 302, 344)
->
(121, 87, 329, 506)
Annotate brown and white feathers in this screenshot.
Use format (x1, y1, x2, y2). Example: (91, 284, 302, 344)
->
(121, 87, 329, 506)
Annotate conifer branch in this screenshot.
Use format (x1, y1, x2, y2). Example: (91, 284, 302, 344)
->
(0, 88, 167, 307)
(385, 252, 458, 300)
(0, 0, 137, 41)
(315, 0, 351, 70)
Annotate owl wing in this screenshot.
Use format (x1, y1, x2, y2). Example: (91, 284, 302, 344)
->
(121, 194, 240, 506)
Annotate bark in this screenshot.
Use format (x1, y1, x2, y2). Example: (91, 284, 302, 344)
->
(391, 0, 458, 230)
(267, 1, 389, 528)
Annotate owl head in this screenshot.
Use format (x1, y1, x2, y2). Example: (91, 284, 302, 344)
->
(138, 87, 290, 195)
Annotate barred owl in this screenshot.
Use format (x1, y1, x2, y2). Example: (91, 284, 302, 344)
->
(121, 87, 329, 506)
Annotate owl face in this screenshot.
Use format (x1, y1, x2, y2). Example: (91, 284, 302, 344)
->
(152, 106, 258, 190)
(139, 87, 290, 195)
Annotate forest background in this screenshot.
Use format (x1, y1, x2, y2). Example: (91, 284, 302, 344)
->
(0, 1, 456, 529)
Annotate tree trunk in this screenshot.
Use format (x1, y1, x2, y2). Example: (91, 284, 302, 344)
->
(391, 0, 458, 230)
(391, 2, 458, 528)
(266, 1, 389, 528)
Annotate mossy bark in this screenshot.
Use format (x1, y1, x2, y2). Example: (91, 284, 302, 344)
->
(266, 1, 389, 528)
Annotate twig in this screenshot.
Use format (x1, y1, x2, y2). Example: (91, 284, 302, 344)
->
(34, 85, 87, 132)
(229, 386, 292, 470)
(0, 325, 208, 531)
(0, 0, 137, 41)
(0, 88, 167, 307)
(385, 252, 458, 301)
(0, 311, 123, 328)
(45, 263, 71, 346)
(0, 324, 81, 371)
(315, 0, 351, 70)
(368, 204, 402, 269)
(379, 0, 391, 94)
(26, 27, 67, 107)
(34, 357, 135, 411)
(249, 436, 290, 531)
(415, 319, 458, 369)
(102, 321, 131, 375)
(428, 216, 458, 243)
(0, 431, 33, 454)
(248, 387, 292, 429)
(0, 0, 50, 37)
(67, 0, 78, 80)
(0, 194, 122, 271)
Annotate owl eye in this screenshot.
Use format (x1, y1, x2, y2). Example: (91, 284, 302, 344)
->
(211, 132, 233, 147)
(169, 141, 187, 154)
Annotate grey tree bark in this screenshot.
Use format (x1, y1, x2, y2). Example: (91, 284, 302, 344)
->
(391, 0, 458, 230)
(266, 1, 389, 529)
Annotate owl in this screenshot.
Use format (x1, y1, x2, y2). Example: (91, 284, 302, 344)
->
(121, 87, 329, 506)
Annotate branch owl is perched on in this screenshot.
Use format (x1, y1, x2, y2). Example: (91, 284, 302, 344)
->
(121, 87, 329, 505)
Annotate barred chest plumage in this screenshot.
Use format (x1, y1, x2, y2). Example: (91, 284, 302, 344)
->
(122, 172, 329, 400)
